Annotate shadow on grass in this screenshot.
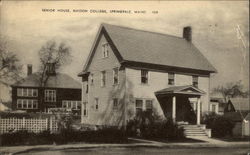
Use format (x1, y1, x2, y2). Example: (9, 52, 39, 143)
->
(132, 137, 206, 143)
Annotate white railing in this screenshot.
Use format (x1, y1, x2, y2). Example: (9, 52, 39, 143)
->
(0, 117, 58, 134)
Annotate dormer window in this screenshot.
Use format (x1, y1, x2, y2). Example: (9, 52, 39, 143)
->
(168, 73, 175, 85)
(102, 43, 109, 58)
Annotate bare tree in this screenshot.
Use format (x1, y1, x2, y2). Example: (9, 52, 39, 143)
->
(38, 40, 72, 87)
(0, 37, 22, 81)
(212, 81, 248, 102)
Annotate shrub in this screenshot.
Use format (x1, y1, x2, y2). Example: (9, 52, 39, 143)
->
(126, 112, 184, 140)
(203, 113, 235, 138)
(0, 127, 128, 146)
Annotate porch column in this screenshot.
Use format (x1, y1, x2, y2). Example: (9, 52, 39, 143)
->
(197, 98, 201, 125)
(172, 96, 176, 123)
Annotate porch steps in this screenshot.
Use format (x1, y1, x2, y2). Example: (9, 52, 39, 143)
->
(180, 125, 209, 137)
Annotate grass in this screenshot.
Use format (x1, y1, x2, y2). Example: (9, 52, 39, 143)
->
(216, 136, 250, 142)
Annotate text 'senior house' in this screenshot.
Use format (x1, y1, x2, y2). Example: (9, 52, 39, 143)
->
(78, 23, 217, 127)
(11, 64, 82, 114)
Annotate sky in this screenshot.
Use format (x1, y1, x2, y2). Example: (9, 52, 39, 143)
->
(0, 1, 249, 90)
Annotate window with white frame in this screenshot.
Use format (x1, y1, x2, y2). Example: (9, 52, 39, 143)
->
(141, 70, 148, 84)
(135, 99, 153, 115)
(17, 88, 38, 97)
(113, 68, 119, 85)
(45, 90, 56, 102)
(17, 99, 38, 109)
(113, 98, 118, 109)
(62, 100, 81, 110)
(168, 73, 175, 85)
(135, 99, 143, 115)
(212, 104, 216, 113)
(17, 100, 22, 108)
(102, 43, 109, 58)
(95, 98, 99, 110)
(101, 71, 106, 87)
(192, 75, 198, 88)
(146, 100, 153, 113)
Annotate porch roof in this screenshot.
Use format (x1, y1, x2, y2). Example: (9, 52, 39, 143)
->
(155, 85, 206, 96)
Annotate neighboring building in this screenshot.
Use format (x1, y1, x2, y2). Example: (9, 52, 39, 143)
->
(243, 113, 250, 136)
(209, 97, 227, 115)
(78, 23, 217, 127)
(11, 64, 82, 114)
(226, 98, 250, 113)
(223, 112, 249, 136)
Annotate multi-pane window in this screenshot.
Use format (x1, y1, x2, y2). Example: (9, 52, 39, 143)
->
(17, 88, 38, 97)
(212, 105, 216, 113)
(45, 90, 56, 102)
(141, 70, 148, 84)
(95, 98, 99, 110)
(90, 74, 94, 85)
(102, 43, 109, 58)
(146, 100, 153, 113)
(135, 99, 143, 115)
(113, 68, 119, 85)
(62, 100, 81, 110)
(101, 71, 106, 87)
(113, 98, 118, 109)
(16, 99, 38, 109)
(168, 73, 175, 85)
(192, 75, 198, 88)
(23, 100, 27, 109)
(23, 89, 28, 96)
(17, 100, 22, 108)
(135, 99, 154, 116)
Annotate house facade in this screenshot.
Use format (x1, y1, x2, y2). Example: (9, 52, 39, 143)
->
(11, 65, 82, 114)
(79, 24, 217, 127)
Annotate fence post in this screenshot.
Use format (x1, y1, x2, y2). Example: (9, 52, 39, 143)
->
(22, 117, 25, 130)
(45, 118, 48, 131)
(50, 117, 53, 133)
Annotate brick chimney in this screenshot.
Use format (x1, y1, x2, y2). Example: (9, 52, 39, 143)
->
(27, 64, 32, 76)
(183, 26, 192, 42)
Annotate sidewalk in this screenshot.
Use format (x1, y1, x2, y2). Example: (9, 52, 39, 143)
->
(0, 137, 249, 155)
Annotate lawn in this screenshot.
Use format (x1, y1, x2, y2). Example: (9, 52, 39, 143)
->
(216, 136, 250, 142)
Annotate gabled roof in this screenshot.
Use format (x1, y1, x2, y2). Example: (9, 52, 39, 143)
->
(155, 85, 206, 96)
(80, 23, 217, 75)
(12, 73, 81, 89)
(230, 98, 250, 112)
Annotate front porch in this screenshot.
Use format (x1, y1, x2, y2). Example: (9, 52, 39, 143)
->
(155, 85, 205, 125)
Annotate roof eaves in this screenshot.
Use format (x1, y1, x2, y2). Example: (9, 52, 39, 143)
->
(121, 60, 215, 75)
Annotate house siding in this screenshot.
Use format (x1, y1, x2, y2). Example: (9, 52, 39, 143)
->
(81, 30, 212, 126)
(125, 68, 210, 121)
(82, 34, 126, 126)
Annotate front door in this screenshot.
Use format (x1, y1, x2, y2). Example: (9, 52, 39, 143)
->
(176, 96, 196, 124)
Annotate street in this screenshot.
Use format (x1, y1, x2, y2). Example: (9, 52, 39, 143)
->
(21, 147, 250, 155)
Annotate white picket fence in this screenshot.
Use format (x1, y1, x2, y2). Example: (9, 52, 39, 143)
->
(0, 117, 58, 134)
